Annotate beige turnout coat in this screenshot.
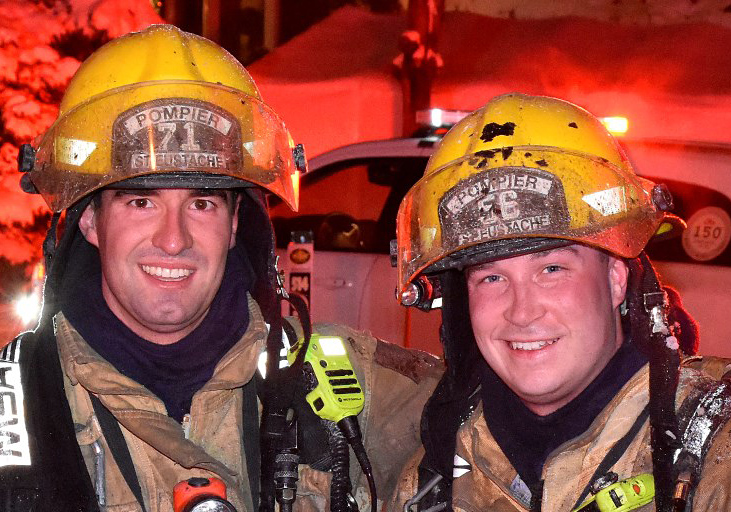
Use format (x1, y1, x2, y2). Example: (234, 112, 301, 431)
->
(390, 358, 731, 512)
(56, 295, 443, 512)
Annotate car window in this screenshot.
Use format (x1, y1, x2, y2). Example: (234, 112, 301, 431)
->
(271, 157, 427, 252)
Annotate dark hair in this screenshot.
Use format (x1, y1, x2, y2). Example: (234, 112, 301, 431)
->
(90, 191, 103, 210)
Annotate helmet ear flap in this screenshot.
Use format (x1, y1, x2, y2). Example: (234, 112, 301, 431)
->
(236, 188, 279, 324)
(440, 270, 481, 380)
(419, 269, 483, 482)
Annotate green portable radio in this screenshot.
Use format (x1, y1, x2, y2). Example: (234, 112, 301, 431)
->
(287, 334, 365, 422)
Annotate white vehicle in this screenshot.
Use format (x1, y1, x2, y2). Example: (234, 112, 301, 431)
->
(271, 128, 731, 357)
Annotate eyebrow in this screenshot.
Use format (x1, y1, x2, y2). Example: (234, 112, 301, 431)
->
(189, 189, 232, 202)
(112, 189, 157, 198)
(112, 188, 231, 202)
(528, 245, 578, 260)
(467, 245, 579, 273)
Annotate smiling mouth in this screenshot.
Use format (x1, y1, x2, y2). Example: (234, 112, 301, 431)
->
(141, 265, 193, 280)
(509, 339, 558, 351)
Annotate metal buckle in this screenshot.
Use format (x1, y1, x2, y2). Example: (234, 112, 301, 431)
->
(404, 474, 448, 512)
(643, 291, 669, 334)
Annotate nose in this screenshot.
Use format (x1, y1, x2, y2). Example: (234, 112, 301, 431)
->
(503, 281, 545, 327)
(151, 206, 193, 255)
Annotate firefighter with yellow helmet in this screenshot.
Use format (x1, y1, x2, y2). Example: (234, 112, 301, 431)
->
(0, 25, 441, 511)
(389, 93, 731, 511)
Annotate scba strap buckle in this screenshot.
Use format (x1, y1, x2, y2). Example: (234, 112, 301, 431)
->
(643, 291, 669, 335)
(173, 477, 237, 512)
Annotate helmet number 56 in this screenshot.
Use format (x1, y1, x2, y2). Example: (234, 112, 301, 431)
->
(478, 191, 520, 225)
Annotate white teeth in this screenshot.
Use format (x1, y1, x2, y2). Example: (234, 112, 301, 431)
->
(142, 265, 192, 279)
(509, 339, 557, 351)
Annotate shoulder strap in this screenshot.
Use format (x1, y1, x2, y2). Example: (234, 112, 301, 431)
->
(414, 387, 481, 512)
(0, 328, 99, 511)
(89, 393, 147, 512)
(570, 405, 650, 510)
(89, 368, 262, 512)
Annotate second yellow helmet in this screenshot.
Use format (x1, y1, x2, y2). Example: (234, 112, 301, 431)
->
(395, 93, 682, 297)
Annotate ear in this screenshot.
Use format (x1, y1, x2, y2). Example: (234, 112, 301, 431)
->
(228, 194, 242, 249)
(608, 255, 630, 309)
(78, 203, 100, 248)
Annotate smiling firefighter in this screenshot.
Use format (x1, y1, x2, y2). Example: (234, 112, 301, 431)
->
(0, 24, 442, 512)
(389, 93, 731, 512)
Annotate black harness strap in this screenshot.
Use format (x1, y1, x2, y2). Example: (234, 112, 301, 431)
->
(529, 480, 544, 512)
(570, 405, 650, 511)
(16, 328, 100, 511)
(89, 393, 147, 512)
(259, 293, 313, 512)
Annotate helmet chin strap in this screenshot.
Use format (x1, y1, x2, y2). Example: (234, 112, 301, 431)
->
(38, 196, 95, 328)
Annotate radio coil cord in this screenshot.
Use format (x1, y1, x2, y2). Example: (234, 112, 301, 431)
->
(338, 417, 377, 512)
(326, 421, 355, 512)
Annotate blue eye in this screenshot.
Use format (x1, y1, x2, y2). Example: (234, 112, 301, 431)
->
(483, 275, 501, 283)
(544, 265, 562, 273)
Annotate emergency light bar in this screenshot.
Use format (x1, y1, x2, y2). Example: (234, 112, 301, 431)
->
(418, 109, 629, 137)
(416, 108, 471, 128)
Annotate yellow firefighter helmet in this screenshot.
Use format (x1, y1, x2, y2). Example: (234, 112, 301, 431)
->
(395, 93, 682, 298)
(25, 24, 302, 212)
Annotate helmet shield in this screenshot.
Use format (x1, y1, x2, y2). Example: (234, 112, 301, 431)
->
(30, 80, 299, 212)
(396, 146, 666, 294)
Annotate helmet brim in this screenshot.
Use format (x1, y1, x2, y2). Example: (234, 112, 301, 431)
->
(424, 236, 573, 274)
(107, 172, 257, 190)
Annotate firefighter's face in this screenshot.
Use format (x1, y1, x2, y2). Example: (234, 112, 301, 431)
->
(466, 244, 628, 416)
(79, 188, 239, 344)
